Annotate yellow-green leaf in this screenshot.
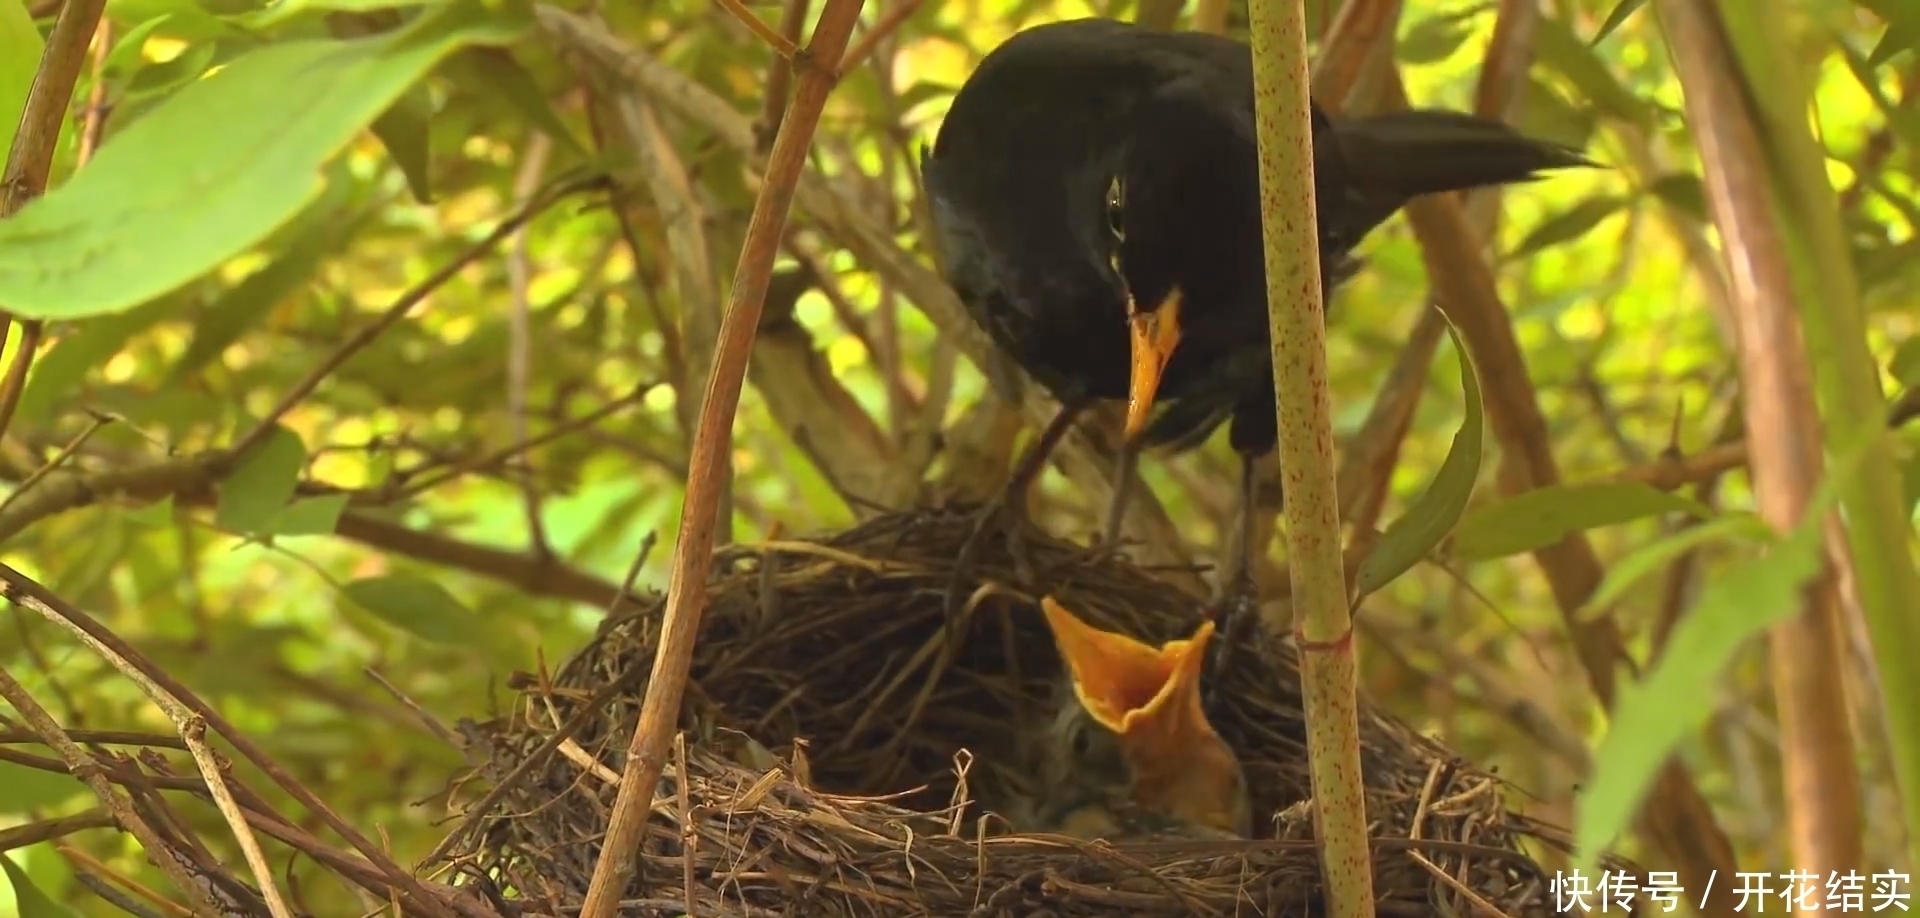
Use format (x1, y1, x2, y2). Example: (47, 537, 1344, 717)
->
(0, 761, 84, 815)
(1, 854, 82, 918)
(1509, 195, 1627, 260)
(1575, 513, 1773, 621)
(0, 0, 529, 320)
(1573, 515, 1824, 873)
(1354, 309, 1483, 598)
(215, 426, 308, 535)
(1, 0, 41, 160)
(1452, 481, 1712, 562)
(342, 573, 483, 646)
(1589, 0, 1648, 46)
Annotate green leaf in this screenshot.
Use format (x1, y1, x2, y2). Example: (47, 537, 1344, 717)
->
(1589, 0, 1648, 46)
(0, 0, 38, 161)
(0, 760, 85, 814)
(17, 298, 181, 422)
(1452, 481, 1713, 562)
(1355, 310, 1484, 598)
(1646, 171, 1708, 222)
(1508, 195, 1626, 260)
(1868, 5, 1920, 68)
(125, 494, 177, 527)
(1889, 335, 1920, 390)
(1399, 6, 1485, 65)
(105, 0, 243, 41)
(234, 0, 437, 30)
(1513, 76, 1598, 150)
(1575, 513, 1774, 621)
(215, 426, 307, 535)
(1573, 515, 1825, 873)
(442, 46, 588, 161)
(1535, 17, 1655, 127)
(371, 85, 435, 202)
(270, 494, 348, 536)
(1, 853, 82, 918)
(169, 194, 357, 382)
(0, 0, 530, 320)
(341, 573, 482, 646)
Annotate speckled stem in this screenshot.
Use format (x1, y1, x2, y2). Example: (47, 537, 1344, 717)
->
(1245, 0, 1376, 916)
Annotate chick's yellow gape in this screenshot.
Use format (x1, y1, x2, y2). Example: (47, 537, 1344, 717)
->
(1038, 597, 1252, 837)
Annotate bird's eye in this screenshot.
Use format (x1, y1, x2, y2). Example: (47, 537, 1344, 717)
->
(1105, 176, 1125, 240)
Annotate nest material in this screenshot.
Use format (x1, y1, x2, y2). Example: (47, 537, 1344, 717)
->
(442, 507, 1590, 918)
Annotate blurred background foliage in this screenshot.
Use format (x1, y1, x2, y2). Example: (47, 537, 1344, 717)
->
(0, 0, 1915, 912)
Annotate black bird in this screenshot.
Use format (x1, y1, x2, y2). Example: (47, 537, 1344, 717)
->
(920, 17, 1591, 625)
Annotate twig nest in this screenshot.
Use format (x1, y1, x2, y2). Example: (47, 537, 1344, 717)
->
(440, 508, 1590, 917)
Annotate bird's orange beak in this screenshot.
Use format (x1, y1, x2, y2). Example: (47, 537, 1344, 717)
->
(1124, 289, 1183, 441)
(1040, 596, 1248, 834)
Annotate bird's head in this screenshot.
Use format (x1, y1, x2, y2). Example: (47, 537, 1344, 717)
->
(1039, 596, 1252, 837)
(1101, 173, 1187, 446)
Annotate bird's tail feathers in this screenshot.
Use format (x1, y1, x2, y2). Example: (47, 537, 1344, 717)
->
(1331, 109, 1596, 198)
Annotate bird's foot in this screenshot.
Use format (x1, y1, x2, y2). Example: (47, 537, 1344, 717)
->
(943, 496, 1039, 617)
(1199, 565, 1262, 722)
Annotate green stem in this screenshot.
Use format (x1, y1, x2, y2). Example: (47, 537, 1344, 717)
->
(1716, 0, 1920, 865)
(1246, 0, 1376, 914)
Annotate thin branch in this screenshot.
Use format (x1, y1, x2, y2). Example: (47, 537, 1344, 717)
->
(712, 0, 798, 58)
(573, 2, 868, 915)
(0, 666, 219, 916)
(227, 173, 605, 462)
(837, 0, 926, 76)
(0, 566, 479, 918)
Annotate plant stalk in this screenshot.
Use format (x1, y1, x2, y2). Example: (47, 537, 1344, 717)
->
(1248, 0, 1375, 915)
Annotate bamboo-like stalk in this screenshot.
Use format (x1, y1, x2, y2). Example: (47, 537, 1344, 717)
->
(1654, 0, 1878, 885)
(1247, 1, 1375, 915)
(1693, 0, 1920, 865)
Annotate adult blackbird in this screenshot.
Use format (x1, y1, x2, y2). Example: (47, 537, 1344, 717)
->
(921, 18, 1591, 622)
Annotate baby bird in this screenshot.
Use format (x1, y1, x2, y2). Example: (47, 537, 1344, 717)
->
(1010, 597, 1252, 840)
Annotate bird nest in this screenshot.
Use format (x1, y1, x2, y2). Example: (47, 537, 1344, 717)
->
(434, 507, 1595, 918)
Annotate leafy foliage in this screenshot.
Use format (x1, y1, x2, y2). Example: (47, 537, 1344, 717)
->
(0, 0, 1915, 912)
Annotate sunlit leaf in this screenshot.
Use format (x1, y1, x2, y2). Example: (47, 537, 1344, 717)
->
(1890, 335, 1920, 390)
(234, 0, 436, 30)
(342, 573, 483, 646)
(1535, 17, 1655, 127)
(1645, 172, 1708, 222)
(1399, 6, 1487, 65)
(105, 0, 243, 40)
(1452, 482, 1713, 562)
(0, 0, 37, 161)
(125, 494, 177, 528)
(1354, 310, 1483, 598)
(17, 299, 181, 422)
(443, 46, 589, 160)
(0, 0, 530, 320)
(1575, 513, 1773, 620)
(1589, 0, 1648, 46)
(371, 86, 436, 202)
(215, 426, 308, 535)
(1, 853, 82, 918)
(271, 494, 349, 536)
(1868, 3, 1920, 67)
(1514, 76, 1598, 150)
(1573, 514, 1824, 873)
(1509, 195, 1626, 260)
(170, 197, 355, 381)
(0, 760, 85, 814)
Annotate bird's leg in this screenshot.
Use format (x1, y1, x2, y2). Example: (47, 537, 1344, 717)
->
(1202, 451, 1264, 718)
(945, 397, 1088, 614)
(1097, 439, 1141, 552)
